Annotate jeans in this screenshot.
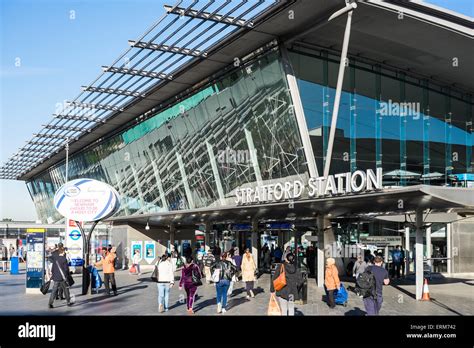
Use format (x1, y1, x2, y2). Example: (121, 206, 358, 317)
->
(216, 279, 230, 308)
(157, 283, 170, 310)
(278, 297, 295, 316)
(49, 281, 71, 306)
(104, 273, 117, 294)
(133, 264, 141, 274)
(363, 294, 383, 315)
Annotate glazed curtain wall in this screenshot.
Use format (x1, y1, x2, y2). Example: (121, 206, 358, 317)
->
(27, 48, 308, 222)
(289, 48, 473, 186)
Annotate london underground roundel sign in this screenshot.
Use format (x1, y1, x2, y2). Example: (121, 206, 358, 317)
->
(54, 179, 120, 222)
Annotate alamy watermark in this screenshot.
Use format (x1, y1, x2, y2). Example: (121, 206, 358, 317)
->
(379, 99, 421, 120)
(217, 147, 256, 165)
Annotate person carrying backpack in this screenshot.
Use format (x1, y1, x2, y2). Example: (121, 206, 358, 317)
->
(210, 252, 237, 314)
(357, 255, 390, 315)
(203, 250, 215, 284)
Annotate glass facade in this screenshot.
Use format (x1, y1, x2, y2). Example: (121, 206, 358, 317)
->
(27, 48, 308, 222)
(289, 47, 473, 186)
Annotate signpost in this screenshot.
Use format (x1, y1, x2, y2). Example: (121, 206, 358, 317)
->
(25, 228, 46, 294)
(54, 178, 120, 295)
(66, 220, 84, 267)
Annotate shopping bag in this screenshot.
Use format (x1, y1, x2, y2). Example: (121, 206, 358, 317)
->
(272, 264, 286, 291)
(129, 265, 136, 273)
(267, 293, 282, 316)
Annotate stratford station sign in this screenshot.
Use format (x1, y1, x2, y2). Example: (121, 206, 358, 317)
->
(235, 168, 383, 205)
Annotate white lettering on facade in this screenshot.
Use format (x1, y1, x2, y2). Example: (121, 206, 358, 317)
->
(235, 168, 383, 205)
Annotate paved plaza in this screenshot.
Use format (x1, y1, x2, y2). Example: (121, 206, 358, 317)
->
(1, 265, 473, 316)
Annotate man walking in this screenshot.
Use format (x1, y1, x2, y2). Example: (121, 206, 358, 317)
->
(48, 243, 73, 308)
(391, 245, 403, 279)
(363, 256, 389, 315)
(95, 246, 118, 296)
(203, 250, 215, 284)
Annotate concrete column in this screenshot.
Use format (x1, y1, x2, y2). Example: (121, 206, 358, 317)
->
(446, 223, 452, 275)
(316, 215, 325, 288)
(278, 231, 284, 249)
(415, 210, 424, 300)
(251, 218, 259, 269)
(426, 225, 432, 267)
(404, 226, 410, 275)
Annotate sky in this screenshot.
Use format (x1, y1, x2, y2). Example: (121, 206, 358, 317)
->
(0, 0, 472, 221)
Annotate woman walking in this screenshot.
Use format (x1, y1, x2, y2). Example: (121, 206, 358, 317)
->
(157, 254, 174, 312)
(130, 248, 141, 275)
(241, 248, 257, 300)
(211, 252, 237, 314)
(270, 253, 303, 316)
(179, 256, 201, 314)
(324, 257, 340, 308)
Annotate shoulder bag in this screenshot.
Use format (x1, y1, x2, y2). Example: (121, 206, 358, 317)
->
(56, 260, 75, 287)
(272, 263, 287, 291)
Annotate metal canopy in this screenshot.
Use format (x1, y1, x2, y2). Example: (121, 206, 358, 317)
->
(3, 0, 471, 182)
(0, 0, 286, 181)
(107, 185, 474, 227)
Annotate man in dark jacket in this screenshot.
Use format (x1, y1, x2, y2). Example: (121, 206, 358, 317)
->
(270, 253, 303, 316)
(48, 244, 73, 308)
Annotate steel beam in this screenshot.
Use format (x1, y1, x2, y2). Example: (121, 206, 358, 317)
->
(128, 40, 207, 57)
(67, 101, 122, 112)
(164, 4, 252, 27)
(102, 66, 171, 80)
(82, 86, 143, 97)
(53, 114, 106, 123)
(44, 125, 88, 133)
(33, 133, 70, 140)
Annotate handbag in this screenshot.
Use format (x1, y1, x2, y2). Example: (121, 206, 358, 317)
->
(272, 263, 287, 291)
(40, 280, 51, 295)
(191, 266, 202, 286)
(129, 265, 137, 273)
(151, 265, 159, 282)
(56, 260, 74, 287)
(267, 293, 282, 316)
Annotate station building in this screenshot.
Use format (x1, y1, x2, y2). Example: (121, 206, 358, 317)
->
(1, 0, 473, 299)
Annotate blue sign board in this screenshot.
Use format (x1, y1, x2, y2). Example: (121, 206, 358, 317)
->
(26, 230, 45, 292)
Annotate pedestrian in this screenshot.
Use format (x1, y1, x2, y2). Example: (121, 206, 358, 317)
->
(270, 253, 303, 316)
(131, 248, 141, 275)
(274, 246, 283, 263)
(241, 248, 257, 300)
(156, 253, 174, 313)
(179, 256, 201, 314)
(196, 245, 206, 275)
(95, 246, 118, 296)
(352, 255, 367, 279)
(391, 246, 403, 279)
(306, 246, 316, 277)
(263, 247, 271, 272)
(324, 257, 340, 309)
(363, 255, 390, 315)
(203, 250, 215, 284)
(211, 252, 237, 314)
(48, 244, 73, 308)
(282, 246, 291, 262)
(226, 252, 238, 297)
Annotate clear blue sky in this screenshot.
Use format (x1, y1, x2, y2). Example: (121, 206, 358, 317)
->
(0, 0, 472, 221)
(0, 0, 167, 220)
